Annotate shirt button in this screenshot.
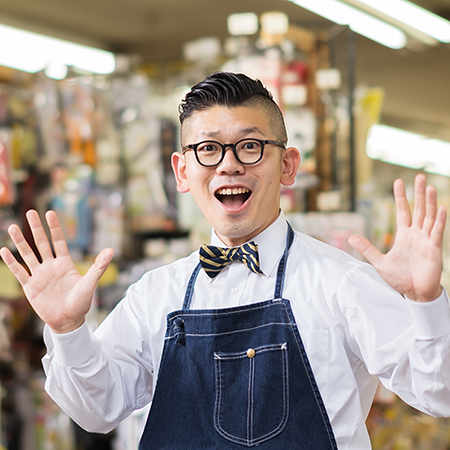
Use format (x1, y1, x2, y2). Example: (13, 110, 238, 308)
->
(231, 287, 238, 294)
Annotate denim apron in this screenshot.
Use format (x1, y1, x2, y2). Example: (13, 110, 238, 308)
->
(139, 224, 337, 449)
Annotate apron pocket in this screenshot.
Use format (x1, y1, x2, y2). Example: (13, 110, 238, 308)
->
(213, 342, 289, 447)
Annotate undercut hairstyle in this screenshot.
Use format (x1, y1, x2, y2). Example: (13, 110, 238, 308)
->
(179, 72, 288, 143)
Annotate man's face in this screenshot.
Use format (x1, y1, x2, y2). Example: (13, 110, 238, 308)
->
(172, 105, 300, 247)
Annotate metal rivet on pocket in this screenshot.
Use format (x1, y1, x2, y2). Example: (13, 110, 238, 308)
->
(247, 348, 256, 358)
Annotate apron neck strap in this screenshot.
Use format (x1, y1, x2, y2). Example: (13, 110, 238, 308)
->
(182, 263, 201, 310)
(182, 221, 295, 310)
(273, 221, 294, 299)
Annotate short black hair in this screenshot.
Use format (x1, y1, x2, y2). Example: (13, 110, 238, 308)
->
(179, 72, 287, 142)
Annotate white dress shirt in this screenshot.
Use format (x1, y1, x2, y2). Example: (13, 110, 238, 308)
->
(42, 212, 450, 449)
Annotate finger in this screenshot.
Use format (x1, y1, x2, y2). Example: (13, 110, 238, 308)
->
(423, 184, 437, 235)
(26, 210, 54, 261)
(348, 235, 383, 268)
(7, 224, 40, 271)
(45, 211, 70, 257)
(393, 178, 411, 229)
(82, 248, 114, 289)
(0, 247, 31, 286)
(411, 174, 427, 228)
(430, 205, 447, 248)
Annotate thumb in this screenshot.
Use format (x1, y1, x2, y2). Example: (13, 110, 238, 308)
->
(348, 235, 382, 268)
(83, 248, 114, 288)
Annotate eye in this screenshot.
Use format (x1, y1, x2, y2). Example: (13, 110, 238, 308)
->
(240, 140, 261, 151)
(197, 142, 220, 153)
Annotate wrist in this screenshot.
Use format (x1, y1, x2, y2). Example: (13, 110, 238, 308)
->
(406, 286, 443, 303)
(49, 319, 85, 335)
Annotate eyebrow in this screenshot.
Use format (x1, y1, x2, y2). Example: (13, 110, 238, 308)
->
(198, 127, 265, 139)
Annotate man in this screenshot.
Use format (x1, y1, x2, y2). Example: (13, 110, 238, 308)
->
(1, 72, 450, 449)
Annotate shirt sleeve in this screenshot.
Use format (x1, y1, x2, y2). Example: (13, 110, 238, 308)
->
(339, 265, 450, 418)
(406, 290, 450, 338)
(42, 277, 154, 434)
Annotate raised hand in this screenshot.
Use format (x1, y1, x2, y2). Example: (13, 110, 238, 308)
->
(0, 210, 114, 333)
(349, 174, 447, 302)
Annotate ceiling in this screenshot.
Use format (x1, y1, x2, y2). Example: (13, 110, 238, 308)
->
(0, 0, 449, 139)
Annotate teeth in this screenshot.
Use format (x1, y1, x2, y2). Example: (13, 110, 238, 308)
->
(217, 187, 250, 196)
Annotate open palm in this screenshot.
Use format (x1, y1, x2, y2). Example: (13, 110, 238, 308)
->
(349, 174, 446, 302)
(0, 210, 113, 333)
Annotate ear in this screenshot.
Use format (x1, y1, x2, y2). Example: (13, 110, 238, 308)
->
(171, 152, 190, 193)
(280, 146, 301, 186)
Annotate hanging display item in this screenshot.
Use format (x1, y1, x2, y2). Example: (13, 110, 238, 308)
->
(0, 135, 13, 206)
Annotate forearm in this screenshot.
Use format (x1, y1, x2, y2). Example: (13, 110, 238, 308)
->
(42, 322, 153, 433)
(380, 292, 450, 417)
(342, 266, 450, 417)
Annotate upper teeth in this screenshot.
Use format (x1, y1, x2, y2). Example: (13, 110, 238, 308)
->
(217, 187, 250, 195)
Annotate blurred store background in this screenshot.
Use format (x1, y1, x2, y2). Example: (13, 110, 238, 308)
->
(0, 0, 449, 449)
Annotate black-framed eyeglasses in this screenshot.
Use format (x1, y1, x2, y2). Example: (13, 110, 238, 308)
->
(182, 138, 287, 167)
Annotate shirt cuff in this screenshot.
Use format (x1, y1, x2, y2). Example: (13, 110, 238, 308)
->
(407, 288, 450, 338)
(44, 321, 96, 367)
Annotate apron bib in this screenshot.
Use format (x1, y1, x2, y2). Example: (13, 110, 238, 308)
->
(139, 224, 337, 449)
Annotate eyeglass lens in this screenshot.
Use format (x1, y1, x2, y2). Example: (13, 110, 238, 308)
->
(196, 139, 262, 166)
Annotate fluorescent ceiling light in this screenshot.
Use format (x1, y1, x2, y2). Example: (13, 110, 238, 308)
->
(44, 61, 68, 80)
(366, 124, 450, 176)
(260, 12, 289, 35)
(0, 23, 116, 75)
(288, 0, 407, 49)
(354, 0, 450, 43)
(227, 13, 259, 36)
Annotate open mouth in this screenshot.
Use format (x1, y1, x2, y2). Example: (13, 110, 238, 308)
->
(215, 187, 252, 208)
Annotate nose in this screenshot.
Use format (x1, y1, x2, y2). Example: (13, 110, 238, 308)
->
(217, 145, 244, 174)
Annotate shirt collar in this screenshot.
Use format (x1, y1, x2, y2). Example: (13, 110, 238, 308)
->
(210, 211, 288, 277)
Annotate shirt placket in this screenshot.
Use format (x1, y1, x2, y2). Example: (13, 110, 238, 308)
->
(220, 261, 248, 306)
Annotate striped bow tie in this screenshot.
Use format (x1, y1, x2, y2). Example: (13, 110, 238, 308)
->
(199, 241, 263, 279)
